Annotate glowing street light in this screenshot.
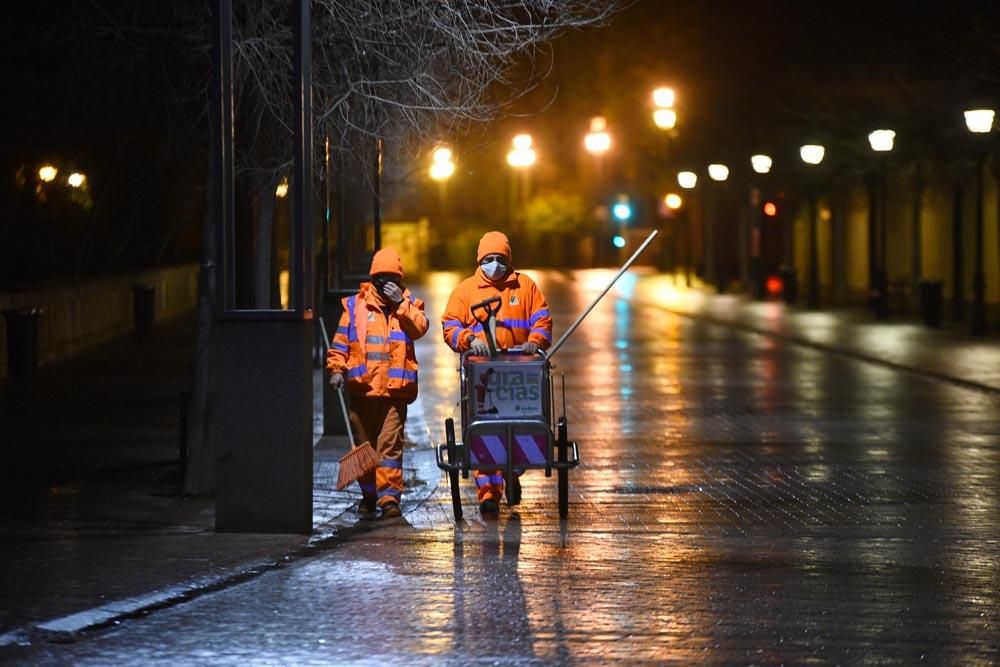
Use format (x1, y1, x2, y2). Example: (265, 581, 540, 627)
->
(965, 108, 995, 334)
(38, 165, 58, 182)
(429, 144, 456, 181)
(868, 129, 895, 152)
(751, 154, 772, 174)
(67, 172, 86, 188)
(584, 117, 611, 155)
(652, 108, 677, 130)
(677, 171, 697, 189)
(275, 176, 289, 198)
(507, 133, 537, 168)
(800, 144, 825, 308)
(664, 193, 683, 210)
(799, 144, 825, 165)
(964, 109, 995, 134)
(708, 163, 729, 182)
(652, 87, 675, 108)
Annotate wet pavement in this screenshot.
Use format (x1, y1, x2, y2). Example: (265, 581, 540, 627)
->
(2, 270, 999, 665)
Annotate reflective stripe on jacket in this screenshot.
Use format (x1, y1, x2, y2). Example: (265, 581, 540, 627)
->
(327, 283, 428, 402)
(441, 268, 552, 352)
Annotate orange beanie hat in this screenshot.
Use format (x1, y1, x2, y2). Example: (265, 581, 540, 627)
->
(476, 231, 512, 263)
(370, 248, 403, 277)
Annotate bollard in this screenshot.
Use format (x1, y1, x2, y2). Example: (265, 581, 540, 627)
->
(919, 279, 944, 328)
(3, 308, 42, 385)
(133, 284, 156, 335)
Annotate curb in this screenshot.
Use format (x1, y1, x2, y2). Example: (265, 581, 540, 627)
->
(641, 298, 1000, 397)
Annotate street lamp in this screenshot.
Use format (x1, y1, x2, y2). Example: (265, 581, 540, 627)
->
(507, 134, 536, 168)
(676, 172, 697, 286)
(677, 171, 697, 189)
(965, 108, 994, 335)
(429, 145, 455, 181)
(584, 117, 611, 155)
(652, 87, 675, 108)
(799, 144, 825, 165)
(867, 130, 894, 318)
(664, 193, 683, 210)
(429, 144, 456, 222)
(506, 134, 536, 228)
(705, 164, 730, 290)
(749, 154, 773, 298)
(67, 172, 86, 188)
(275, 177, 289, 198)
(751, 154, 772, 174)
(800, 144, 825, 308)
(708, 163, 729, 181)
(38, 164, 58, 183)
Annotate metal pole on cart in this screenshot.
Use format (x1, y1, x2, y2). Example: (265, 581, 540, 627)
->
(546, 229, 659, 360)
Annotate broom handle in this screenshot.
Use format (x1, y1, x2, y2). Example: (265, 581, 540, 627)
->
(546, 229, 658, 360)
(337, 386, 356, 446)
(320, 316, 358, 447)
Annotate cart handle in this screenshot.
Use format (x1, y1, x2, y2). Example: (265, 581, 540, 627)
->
(470, 296, 501, 323)
(470, 296, 502, 357)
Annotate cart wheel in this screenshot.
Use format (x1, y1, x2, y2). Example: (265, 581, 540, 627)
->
(558, 469, 568, 519)
(557, 417, 569, 519)
(445, 418, 463, 521)
(506, 473, 521, 506)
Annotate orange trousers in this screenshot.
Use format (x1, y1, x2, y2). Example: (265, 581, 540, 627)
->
(474, 470, 507, 504)
(347, 397, 407, 507)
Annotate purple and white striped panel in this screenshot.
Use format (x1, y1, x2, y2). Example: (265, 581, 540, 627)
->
(469, 432, 549, 467)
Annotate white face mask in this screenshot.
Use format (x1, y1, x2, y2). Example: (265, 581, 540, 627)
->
(481, 260, 507, 281)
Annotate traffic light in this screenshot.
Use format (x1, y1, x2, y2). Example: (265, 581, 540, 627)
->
(612, 195, 632, 222)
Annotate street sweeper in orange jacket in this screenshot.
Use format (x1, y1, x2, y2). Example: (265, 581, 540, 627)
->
(441, 231, 552, 515)
(327, 248, 429, 519)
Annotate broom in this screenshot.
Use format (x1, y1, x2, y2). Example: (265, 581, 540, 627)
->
(335, 385, 378, 490)
(318, 316, 378, 491)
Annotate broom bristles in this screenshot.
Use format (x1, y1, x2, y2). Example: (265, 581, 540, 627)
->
(336, 441, 378, 490)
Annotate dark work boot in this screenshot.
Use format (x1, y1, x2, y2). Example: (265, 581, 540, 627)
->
(357, 497, 377, 520)
(380, 501, 402, 519)
(479, 499, 499, 517)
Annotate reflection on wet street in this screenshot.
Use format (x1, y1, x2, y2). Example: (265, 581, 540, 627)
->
(21, 270, 1000, 664)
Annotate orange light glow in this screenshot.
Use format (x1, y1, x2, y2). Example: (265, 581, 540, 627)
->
(763, 202, 777, 217)
(766, 275, 783, 295)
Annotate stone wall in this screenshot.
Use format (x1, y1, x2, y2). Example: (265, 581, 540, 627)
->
(0, 264, 199, 380)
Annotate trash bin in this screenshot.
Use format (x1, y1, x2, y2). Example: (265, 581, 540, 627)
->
(3, 308, 42, 384)
(919, 279, 943, 328)
(779, 267, 798, 305)
(133, 284, 156, 335)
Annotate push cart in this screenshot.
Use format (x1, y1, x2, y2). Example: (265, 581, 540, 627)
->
(435, 296, 579, 520)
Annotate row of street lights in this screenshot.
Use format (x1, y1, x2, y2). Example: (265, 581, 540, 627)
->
(423, 99, 996, 334)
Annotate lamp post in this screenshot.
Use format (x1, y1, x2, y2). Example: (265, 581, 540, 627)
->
(707, 163, 729, 291)
(749, 154, 772, 299)
(429, 144, 456, 221)
(800, 144, 825, 308)
(678, 171, 697, 286)
(867, 129, 894, 318)
(651, 86, 677, 130)
(506, 133, 536, 229)
(584, 116, 611, 192)
(965, 108, 994, 335)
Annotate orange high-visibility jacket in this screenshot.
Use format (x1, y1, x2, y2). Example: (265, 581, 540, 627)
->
(441, 268, 552, 352)
(327, 283, 429, 402)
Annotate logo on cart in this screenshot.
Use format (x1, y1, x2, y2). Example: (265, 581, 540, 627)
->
(473, 365, 542, 417)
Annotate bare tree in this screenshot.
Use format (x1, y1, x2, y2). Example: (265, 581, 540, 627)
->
(181, 0, 626, 494)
